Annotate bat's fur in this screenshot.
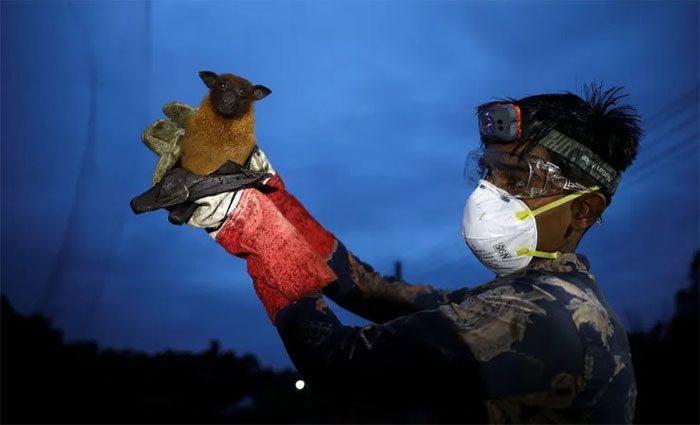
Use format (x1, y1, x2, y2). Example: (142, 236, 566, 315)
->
(180, 72, 270, 175)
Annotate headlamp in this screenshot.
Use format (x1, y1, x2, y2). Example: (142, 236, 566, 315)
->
(478, 103, 522, 143)
(475, 103, 622, 194)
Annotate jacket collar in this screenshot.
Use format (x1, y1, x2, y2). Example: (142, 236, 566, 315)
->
(529, 252, 591, 274)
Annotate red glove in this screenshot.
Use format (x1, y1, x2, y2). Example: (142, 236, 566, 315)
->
(244, 148, 337, 260)
(264, 173, 336, 260)
(212, 188, 337, 322)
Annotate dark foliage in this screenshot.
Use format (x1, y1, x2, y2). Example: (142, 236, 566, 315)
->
(1, 251, 698, 423)
(0, 298, 316, 424)
(628, 251, 699, 424)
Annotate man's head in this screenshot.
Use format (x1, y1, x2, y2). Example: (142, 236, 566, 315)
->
(474, 84, 642, 255)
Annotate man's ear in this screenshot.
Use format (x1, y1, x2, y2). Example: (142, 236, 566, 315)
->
(199, 71, 218, 88)
(571, 192, 607, 231)
(252, 85, 272, 101)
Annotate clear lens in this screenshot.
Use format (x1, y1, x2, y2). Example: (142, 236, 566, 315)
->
(464, 148, 581, 198)
(464, 149, 489, 187)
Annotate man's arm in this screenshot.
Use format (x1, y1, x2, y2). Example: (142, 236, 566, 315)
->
(322, 241, 455, 323)
(275, 275, 590, 424)
(263, 170, 455, 323)
(274, 292, 485, 422)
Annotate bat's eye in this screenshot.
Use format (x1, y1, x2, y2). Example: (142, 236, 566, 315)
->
(219, 81, 227, 90)
(236, 88, 245, 96)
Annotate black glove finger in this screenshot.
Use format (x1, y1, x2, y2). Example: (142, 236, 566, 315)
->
(130, 184, 164, 214)
(156, 183, 190, 207)
(167, 202, 199, 225)
(255, 181, 278, 194)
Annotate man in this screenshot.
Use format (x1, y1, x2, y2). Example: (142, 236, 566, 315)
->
(133, 84, 642, 423)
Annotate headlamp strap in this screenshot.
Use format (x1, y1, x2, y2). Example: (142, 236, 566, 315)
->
(536, 128, 621, 193)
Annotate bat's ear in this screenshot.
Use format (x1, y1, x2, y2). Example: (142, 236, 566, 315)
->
(199, 71, 218, 88)
(252, 85, 271, 101)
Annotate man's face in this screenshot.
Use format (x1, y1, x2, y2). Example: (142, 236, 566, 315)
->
(483, 142, 578, 253)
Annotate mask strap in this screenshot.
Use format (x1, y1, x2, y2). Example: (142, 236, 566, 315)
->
(514, 185, 601, 260)
(516, 248, 560, 259)
(514, 185, 601, 221)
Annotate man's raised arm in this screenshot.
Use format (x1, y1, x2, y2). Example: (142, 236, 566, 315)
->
(322, 241, 452, 323)
(258, 153, 454, 323)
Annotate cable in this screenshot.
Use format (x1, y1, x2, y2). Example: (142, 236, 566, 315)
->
(631, 110, 699, 172)
(37, 3, 99, 316)
(624, 130, 698, 183)
(641, 86, 699, 132)
(623, 135, 699, 187)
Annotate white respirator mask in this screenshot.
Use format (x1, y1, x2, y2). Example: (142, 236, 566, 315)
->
(461, 179, 599, 276)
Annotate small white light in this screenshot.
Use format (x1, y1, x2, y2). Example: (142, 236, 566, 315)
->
(295, 379, 305, 390)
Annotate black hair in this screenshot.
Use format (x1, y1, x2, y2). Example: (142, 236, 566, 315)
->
(477, 83, 643, 204)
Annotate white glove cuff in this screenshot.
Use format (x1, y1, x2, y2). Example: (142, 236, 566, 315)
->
(248, 148, 276, 183)
(186, 148, 275, 231)
(187, 190, 244, 234)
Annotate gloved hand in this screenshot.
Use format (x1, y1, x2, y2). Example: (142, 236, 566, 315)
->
(134, 103, 339, 322)
(210, 188, 337, 321)
(141, 102, 196, 185)
(148, 109, 336, 260)
(130, 160, 271, 224)
(135, 101, 270, 228)
(142, 106, 337, 257)
(245, 148, 337, 260)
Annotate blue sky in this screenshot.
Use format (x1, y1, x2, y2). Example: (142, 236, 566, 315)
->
(1, 1, 698, 369)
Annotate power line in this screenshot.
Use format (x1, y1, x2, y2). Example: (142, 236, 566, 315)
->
(82, 0, 155, 336)
(37, 3, 99, 316)
(623, 135, 699, 187)
(624, 129, 699, 182)
(641, 86, 699, 132)
(632, 109, 699, 170)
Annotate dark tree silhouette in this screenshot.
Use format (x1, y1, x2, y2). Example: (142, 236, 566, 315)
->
(1, 295, 315, 424)
(2, 251, 699, 423)
(628, 251, 699, 424)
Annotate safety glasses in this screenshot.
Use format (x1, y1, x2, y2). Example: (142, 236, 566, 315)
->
(464, 147, 589, 199)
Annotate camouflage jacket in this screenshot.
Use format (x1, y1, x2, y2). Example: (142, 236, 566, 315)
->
(275, 242, 637, 424)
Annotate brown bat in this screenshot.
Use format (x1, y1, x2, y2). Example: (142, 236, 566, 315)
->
(180, 71, 271, 175)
